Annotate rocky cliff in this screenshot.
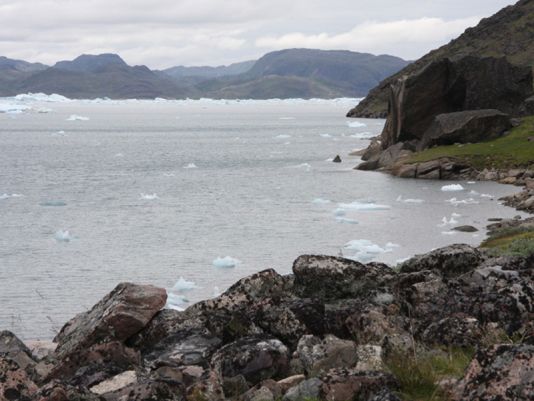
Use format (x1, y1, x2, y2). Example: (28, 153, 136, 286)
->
(347, 0, 534, 118)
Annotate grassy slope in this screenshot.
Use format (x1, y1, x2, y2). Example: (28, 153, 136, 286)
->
(407, 116, 534, 169)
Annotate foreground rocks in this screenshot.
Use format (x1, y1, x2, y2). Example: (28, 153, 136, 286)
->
(2, 243, 533, 400)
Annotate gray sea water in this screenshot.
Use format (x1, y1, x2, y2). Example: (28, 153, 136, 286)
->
(0, 96, 526, 340)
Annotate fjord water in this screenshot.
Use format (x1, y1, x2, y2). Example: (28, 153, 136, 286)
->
(0, 98, 526, 339)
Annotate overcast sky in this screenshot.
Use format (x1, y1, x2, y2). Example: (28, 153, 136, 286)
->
(0, 0, 517, 69)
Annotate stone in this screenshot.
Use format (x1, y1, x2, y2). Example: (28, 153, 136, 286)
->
(277, 375, 306, 393)
(319, 368, 398, 401)
(355, 345, 384, 371)
(0, 331, 35, 370)
(295, 335, 358, 376)
(89, 370, 137, 395)
(282, 378, 322, 401)
(453, 344, 534, 400)
(453, 225, 479, 233)
(332, 155, 342, 163)
(421, 314, 483, 347)
(399, 244, 482, 278)
(211, 336, 289, 386)
(0, 357, 38, 401)
(54, 283, 167, 359)
(419, 109, 511, 149)
(246, 386, 274, 401)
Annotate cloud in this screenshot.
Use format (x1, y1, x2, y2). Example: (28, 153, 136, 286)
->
(255, 17, 481, 59)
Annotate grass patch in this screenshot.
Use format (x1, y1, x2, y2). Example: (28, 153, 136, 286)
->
(408, 116, 534, 170)
(386, 347, 474, 401)
(481, 225, 534, 257)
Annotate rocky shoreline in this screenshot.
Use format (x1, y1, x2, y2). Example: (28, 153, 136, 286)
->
(1, 211, 533, 400)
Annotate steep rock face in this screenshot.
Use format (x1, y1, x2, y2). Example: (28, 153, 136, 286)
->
(348, 0, 534, 118)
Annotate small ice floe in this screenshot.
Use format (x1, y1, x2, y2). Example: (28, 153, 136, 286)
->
(0, 193, 23, 200)
(140, 193, 159, 200)
(467, 181, 476, 185)
(290, 163, 312, 171)
(343, 240, 399, 263)
(336, 217, 358, 224)
(441, 231, 457, 236)
(172, 277, 199, 292)
(166, 293, 188, 311)
(163, 172, 175, 177)
(470, 190, 480, 196)
(36, 107, 53, 113)
(284, 142, 291, 145)
(347, 121, 367, 128)
(15, 93, 70, 102)
(333, 208, 347, 217)
(40, 200, 67, 207)
(275, 134, 291, 139)
(0, 102, 31, 114)
(51, 130, 67, 136)
(452, 212, 462, 218)
(54, 230, 73, 242)
(438, 215, 459, 227)
(441, 184, 464, 192)
(114, 153, 124, 158)
(212, 286, 222, 297)
(183, 163, 198, 169)
(66, 114, 89, 121)
(338, 201, 391, 211)
(396, 195, 424, 204)
(213, 256, 241, 268)
(480, 193, 494, 199)
(446, 197, 479, 206)
(320, 134, 333, 138)
(279, 117, 295, 120)
(349, 132, 375, 139)
(312, 198, 331, 205)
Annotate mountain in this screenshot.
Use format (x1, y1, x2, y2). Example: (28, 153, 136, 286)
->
(348, 0, 534, 118)
(0, 49, 408, 99)
(7, 54, 195, 99)
(196, 49, 409, 99)
(163, 60, 255, 80)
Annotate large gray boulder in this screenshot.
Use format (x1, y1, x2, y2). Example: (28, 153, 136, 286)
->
(419, 109, 512, 149)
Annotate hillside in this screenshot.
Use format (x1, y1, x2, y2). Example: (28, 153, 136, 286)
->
(198, 49, 409, 99)
(0, 56, 48, 95)
(348, 0, 534, 118)
(162, 60, 255, 80)
(8, 54, 196, 99)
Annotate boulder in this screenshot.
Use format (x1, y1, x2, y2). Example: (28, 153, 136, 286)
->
(419, 109, 512, 149)
(0, 356, 38, 401)
(399, 244, 482, 278)
(319, 368, 398, 401)
(54, 283, 167, 359)
(453, 225, 479, 233)
(282, 378, 322, 401)
(0, 331, 35, 370)
(332, 155, 342, 163)
(453, 344, 534, 400)
(295, 335, 358, 376)
(211, 336, 290, 386)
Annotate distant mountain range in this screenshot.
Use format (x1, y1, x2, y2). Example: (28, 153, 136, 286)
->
(348, 0, 534, 118)
(0, 49, 408, 99)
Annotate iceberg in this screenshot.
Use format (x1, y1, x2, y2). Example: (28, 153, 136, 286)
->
(312, 198, 331, 204)
(14, 93, 70, 102)
(343, 240, 400, 263)
(54, 230, 72, 242)
(396, 195, 424, 204)
(441, 184, 464, 192)
(446, 197, 479, 206)
(0, 102, 31, 114)
(172, 277, 199, 292)
(0, 193, 23, 200)
(338, 201, 391, 211)
(347, 121, 367, 128)
(166, 293, 188, 311)
(140, 193, 159, 200)
(213, 256, 241, 268)
(183, 163, 198, 169)
(66, 114, 89, 121)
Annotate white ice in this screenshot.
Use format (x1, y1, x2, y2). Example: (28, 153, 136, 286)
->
(320, 134, 333, 138)
(14, 93, 70, 102)
(54, 230, 72, 242)
(349, 132, 375, 139)
(213, 256, 241, 268)
(0, 103, 31, 114)
(140, 193, 159, 200)
(336, 217, 358, 224)
(347, 121, 367, 128)
(275, 134, 292, 139)
(0, 193, 23, 200)
(338, 201, 391, 211)
(312, 198, 331, 204)
(343, 240, 400, 263)
(172, 277, 199, 292)
(66, 114, 89, 121)
(396, 195, 424, 204)
(183, 163, 198, 169)
(441, 184, 464, 192)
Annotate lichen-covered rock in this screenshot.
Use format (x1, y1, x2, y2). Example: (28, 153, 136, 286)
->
(293, 255, 392, 301)
(0, 331, 35, 372)
(54, 283, 167, 359)
(421, 314, 483, 347)
(319, 368, 398, 401)
(0, 356, 38, 401)
(295, 335, 358, 376)
(282, 378, 322, 401)
(454, 344, 534, 400)
(399, 244, 482, 278)
(211, 336, 289, 386)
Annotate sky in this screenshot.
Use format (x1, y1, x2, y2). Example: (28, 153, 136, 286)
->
(0, 0, 518, 69)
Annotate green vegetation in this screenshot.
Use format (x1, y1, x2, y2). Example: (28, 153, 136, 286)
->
(481, 225, 534, 257)
(386, 347, 474, 401)
(408, 116, 534, 170)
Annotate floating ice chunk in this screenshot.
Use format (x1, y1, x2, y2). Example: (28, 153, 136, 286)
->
(275, 134, 291, 139)
(320, 134, 333, 138)
(284, 142, 291, 145)
(55, 230, 72, 242)
(35, 107, 53, 113)
(114, 153, 124, 158)
(396, 195, 424, 204)
(183, 163, 198, 169)
(467, 181, 476, 184)
(441, 231, 457, 235)
(66, 114, 89, 121)
(140, 193, 159, 200)
(290, 163, 312, 171)
(333, 208, 346, 216)
(438, 215, 459, 227)
(452, 212, 462, 218)
(343, 239, 399, 263)
(166, 293, 188, 311)
(338, 201, 391, 211)
(480, 193, 494, 199)
(446, 197, 479, 206)
(51, 130, 66, 137)
(163, 172, 175, 177)
(441, 184, 464, 192)
(15, 93, 70, 102)
(0, 193, 23, 200)
(279, 117, 295, 120)
(0, 102, 30, 114)
(312, 198, 331, 204)
(172, 277, 199, 292)
(347, 121, 367, 128)
(212, 286, 222, 297)
(213, 256, 241, 268)
(40, 200, 67, 207)
(349, 132, 375, 139)
(336, 217, 358, 224)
